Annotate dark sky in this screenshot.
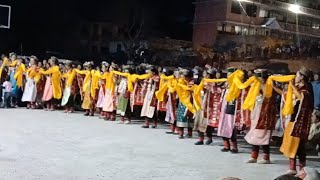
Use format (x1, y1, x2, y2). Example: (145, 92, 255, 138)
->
(0, 0, 194, 57)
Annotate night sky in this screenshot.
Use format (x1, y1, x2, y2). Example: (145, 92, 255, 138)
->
(0, 0, 194, 58)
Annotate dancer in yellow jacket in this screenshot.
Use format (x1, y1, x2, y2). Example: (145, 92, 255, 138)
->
(40, 56, 62, 111)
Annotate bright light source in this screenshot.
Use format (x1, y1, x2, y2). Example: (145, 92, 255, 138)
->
(288, 4, 302, 14)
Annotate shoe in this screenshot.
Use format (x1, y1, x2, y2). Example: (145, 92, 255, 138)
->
(166, 132, 174, 134)
(230, 149, 239, 154)
(205, 139, 213, 145)
(246, 158, 257, 163)
(117, 121, 124, 124)
(257, 159, 271, 164)
(173, 132, 179, 135)
(89, 113, 94, 116)
(285, 170, 297, 175)
(184, 134, 192, 138)
(178, 136, 184, 139)
(221, 148, 230, 152)
(84, 113, 89, 116)
(141, 125, 149, 128)
(195, 141, 204, 145)
(151, 125, 157, 128)
(124, 120, 131, 124)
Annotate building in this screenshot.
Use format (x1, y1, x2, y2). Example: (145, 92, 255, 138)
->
(192, 0, 320, 51)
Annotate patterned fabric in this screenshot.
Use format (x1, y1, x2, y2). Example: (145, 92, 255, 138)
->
(235, 89, 251, 130)
(165, 92, 176, 124)
(177, 80, 194, 128)
(176, 101, 194, 128)
(140, 76, 159, 118)
(76, 75, 84, 100)
(291, 86, 313, 140)
(157, 98, 167, 112)
(255, 91, 278, 130)
(130, 82, 146, 110)
(206, 85, 224, 128)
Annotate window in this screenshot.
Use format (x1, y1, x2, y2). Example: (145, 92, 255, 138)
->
(246, 4, 257, 17)
(259, 9, 267, 18)
(312, 23, 320, 29)
(231, 2, 241, 14)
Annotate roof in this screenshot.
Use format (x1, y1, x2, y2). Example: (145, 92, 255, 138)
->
(261, 18, 282, 30)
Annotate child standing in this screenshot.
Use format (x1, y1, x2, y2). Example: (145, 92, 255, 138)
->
(2, 77, 13, 108)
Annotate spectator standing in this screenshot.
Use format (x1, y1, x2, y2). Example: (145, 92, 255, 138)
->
(2, 76, 13, 108)
(312, 73, 320, 109)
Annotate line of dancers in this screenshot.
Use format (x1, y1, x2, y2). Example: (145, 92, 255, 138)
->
(0, 53, 319, 176)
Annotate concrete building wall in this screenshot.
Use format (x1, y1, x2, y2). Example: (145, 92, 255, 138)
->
(192, 0, 228, 48)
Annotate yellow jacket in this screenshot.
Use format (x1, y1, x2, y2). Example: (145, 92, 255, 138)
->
(76, 69, 100, 98)
(40, 65, 62, 99)
(61, 69, 76, 88)
(91, 70, 101, 98)
(26, 66, 41, 83)
(14, 63, 26, 87)
(101, 71, 115, 94)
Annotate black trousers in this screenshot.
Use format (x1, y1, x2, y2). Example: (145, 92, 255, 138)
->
(66, 95, 75, 108)
(295, 140, 306, 163)
(198, 126, 214, 138)
(252, 145, 270, 154)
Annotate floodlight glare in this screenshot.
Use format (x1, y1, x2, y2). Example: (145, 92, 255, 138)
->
(288, 4, 302, 14)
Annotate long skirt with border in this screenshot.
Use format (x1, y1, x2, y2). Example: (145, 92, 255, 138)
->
(96, 86, 105, 108)
(42, 77, 53, 102)
(244, 98, 271, 146)
(193, 93, 207, 132)
(117, 95, 129, 116)
(176, 102, 194, 128)
(102, 89, 115, 112)
(21, 78, 37, 102)
(140, 85, 157, 119)
(130, 82, 146, 112)
(165, 92, 176, 124)
(217, 99, 237, 138)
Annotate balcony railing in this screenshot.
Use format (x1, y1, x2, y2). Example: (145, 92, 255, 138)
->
(279, 22, 320, 36)
(235, 0, 320, 18)
(273, 1, 320, 17)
